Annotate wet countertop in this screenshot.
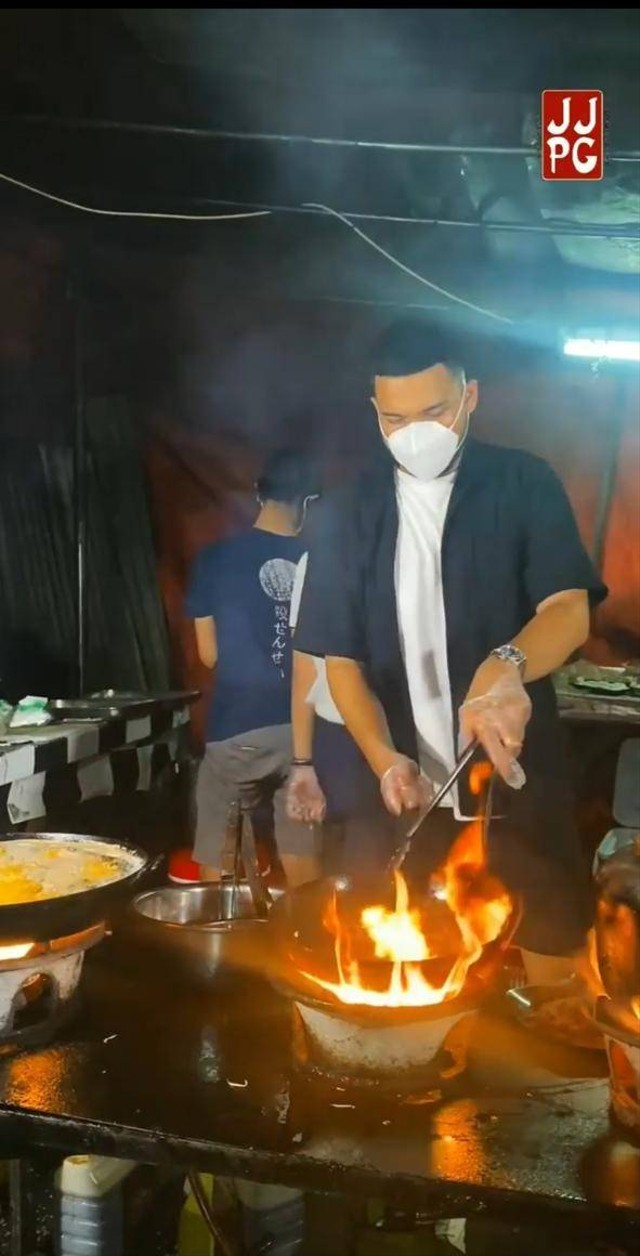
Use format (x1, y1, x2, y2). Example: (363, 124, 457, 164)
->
(0, 940, 638, 1240)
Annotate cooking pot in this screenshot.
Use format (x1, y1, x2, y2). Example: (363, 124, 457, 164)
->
(126, 882, 282, 984)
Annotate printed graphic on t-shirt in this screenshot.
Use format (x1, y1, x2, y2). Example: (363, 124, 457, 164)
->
(259, 557, 298, 602)
(259, 557, 298, 676)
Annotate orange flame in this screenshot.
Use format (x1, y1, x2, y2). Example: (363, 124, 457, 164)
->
(577, 927, 607, 1001)
(469, 760, 493, 796)
(632, 997, 640, 1021)
(303, 761, 513, 1008)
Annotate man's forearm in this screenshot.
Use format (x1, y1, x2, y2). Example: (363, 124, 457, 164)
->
(514, 590, 589, 681)
(467, 590, 589, 699)
(291, 650, 317, 760)
(326, 657, 396, 779)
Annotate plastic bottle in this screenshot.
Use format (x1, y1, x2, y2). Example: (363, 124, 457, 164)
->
(55, 1155, 135, 1256)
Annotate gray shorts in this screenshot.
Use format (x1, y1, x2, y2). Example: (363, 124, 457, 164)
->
(194, 724, 316, 868)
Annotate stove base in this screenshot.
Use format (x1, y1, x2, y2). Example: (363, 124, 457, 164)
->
(0, 991, 82, 1055)
(291, 1002, 472, 1097)
(0, 923, 105, 1051)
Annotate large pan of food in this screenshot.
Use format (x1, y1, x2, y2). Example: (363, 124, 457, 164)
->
(0, 832, 150, 943)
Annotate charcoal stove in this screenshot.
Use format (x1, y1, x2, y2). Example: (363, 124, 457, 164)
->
(268, 770, 521, 1093)
(0, 831, 151, 1050)
(274, 927, 502, 1094)
(285, 978, 480, 1094)
(0, 923, 105, 1051)
(269, 872, 519, 1092)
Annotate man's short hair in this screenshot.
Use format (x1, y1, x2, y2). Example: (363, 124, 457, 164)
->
(257, 450, 321, 504)
(372, 316, 466, 381)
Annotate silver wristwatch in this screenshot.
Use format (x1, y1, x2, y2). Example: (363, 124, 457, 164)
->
(489, 644, 527, 676)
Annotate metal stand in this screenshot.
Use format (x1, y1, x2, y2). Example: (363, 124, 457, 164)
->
(72, 274, 87, 697)
(8, 1159, 41, 1256)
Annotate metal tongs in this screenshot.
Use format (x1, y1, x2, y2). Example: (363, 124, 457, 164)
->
(220, 803, 273, 921)
(387, 737, 479, 873)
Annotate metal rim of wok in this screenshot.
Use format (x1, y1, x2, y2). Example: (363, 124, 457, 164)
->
(267, 874, 522, 1025)
(0, 832, 151, 944)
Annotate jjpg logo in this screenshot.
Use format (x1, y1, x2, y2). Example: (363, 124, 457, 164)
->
(541, 90, 604, 181)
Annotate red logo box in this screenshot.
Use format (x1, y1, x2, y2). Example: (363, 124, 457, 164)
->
(541, 90, 604, 181)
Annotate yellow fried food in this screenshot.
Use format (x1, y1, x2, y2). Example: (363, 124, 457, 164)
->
(81, 856, 118, 883)
(0, 874, 43, 905)
(0, 844, 125, 907)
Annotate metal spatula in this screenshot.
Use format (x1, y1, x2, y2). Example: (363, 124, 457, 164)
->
(387, 738, 479, 874)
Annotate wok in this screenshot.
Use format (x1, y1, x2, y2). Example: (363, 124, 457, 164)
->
(0, 832, 151, 944)
(267, 873, 521, 999)
(267, 763, 519, 992)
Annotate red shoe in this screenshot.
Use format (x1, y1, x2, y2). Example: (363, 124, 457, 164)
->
(168, 848, 201, 884)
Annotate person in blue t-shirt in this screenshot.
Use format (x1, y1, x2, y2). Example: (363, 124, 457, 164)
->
(185, 450, 321, 887)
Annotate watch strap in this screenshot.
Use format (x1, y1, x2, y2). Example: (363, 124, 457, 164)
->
(489, 644, 527, 676)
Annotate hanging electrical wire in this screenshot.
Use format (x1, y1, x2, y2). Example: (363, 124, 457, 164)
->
(304, 202, 514, 324)
(0, 170, 270, 221)
(0, 168, 517, 323)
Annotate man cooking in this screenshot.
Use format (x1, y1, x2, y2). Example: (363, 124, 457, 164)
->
(292, 317, 607, 985)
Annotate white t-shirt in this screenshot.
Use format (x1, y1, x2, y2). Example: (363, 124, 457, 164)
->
(394, 468, 472, 820)
(289, 553, 344, 725)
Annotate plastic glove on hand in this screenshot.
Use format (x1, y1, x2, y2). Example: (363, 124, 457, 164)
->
(459, 673, 532, 789)
(380, 754, 435, 818)
(286, 765, 327, 824)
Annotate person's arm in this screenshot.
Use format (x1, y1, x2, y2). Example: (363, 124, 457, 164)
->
(465, 588, 589, 703)
(287, 648, 327, 822)
(461, 459, 607, 785)
(325, 657, 396, 778)
(194, 616, 217, 670)
(185, 546, 220, 670)
(291, 649, 317, 760)
(326, 657, 432, 816)
(287, 551, 326, 822)
(289, 553, 316, 759)
(332, 594, 589, 792)
(293, 493, 431, 817)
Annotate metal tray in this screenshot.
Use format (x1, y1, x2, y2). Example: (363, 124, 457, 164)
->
(48, 698, 146, 721)
(90, 689, 200, 706)
(47, 690, 199, 722)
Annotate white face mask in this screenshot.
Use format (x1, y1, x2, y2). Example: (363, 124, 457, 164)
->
(380, 389, 468, 481)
